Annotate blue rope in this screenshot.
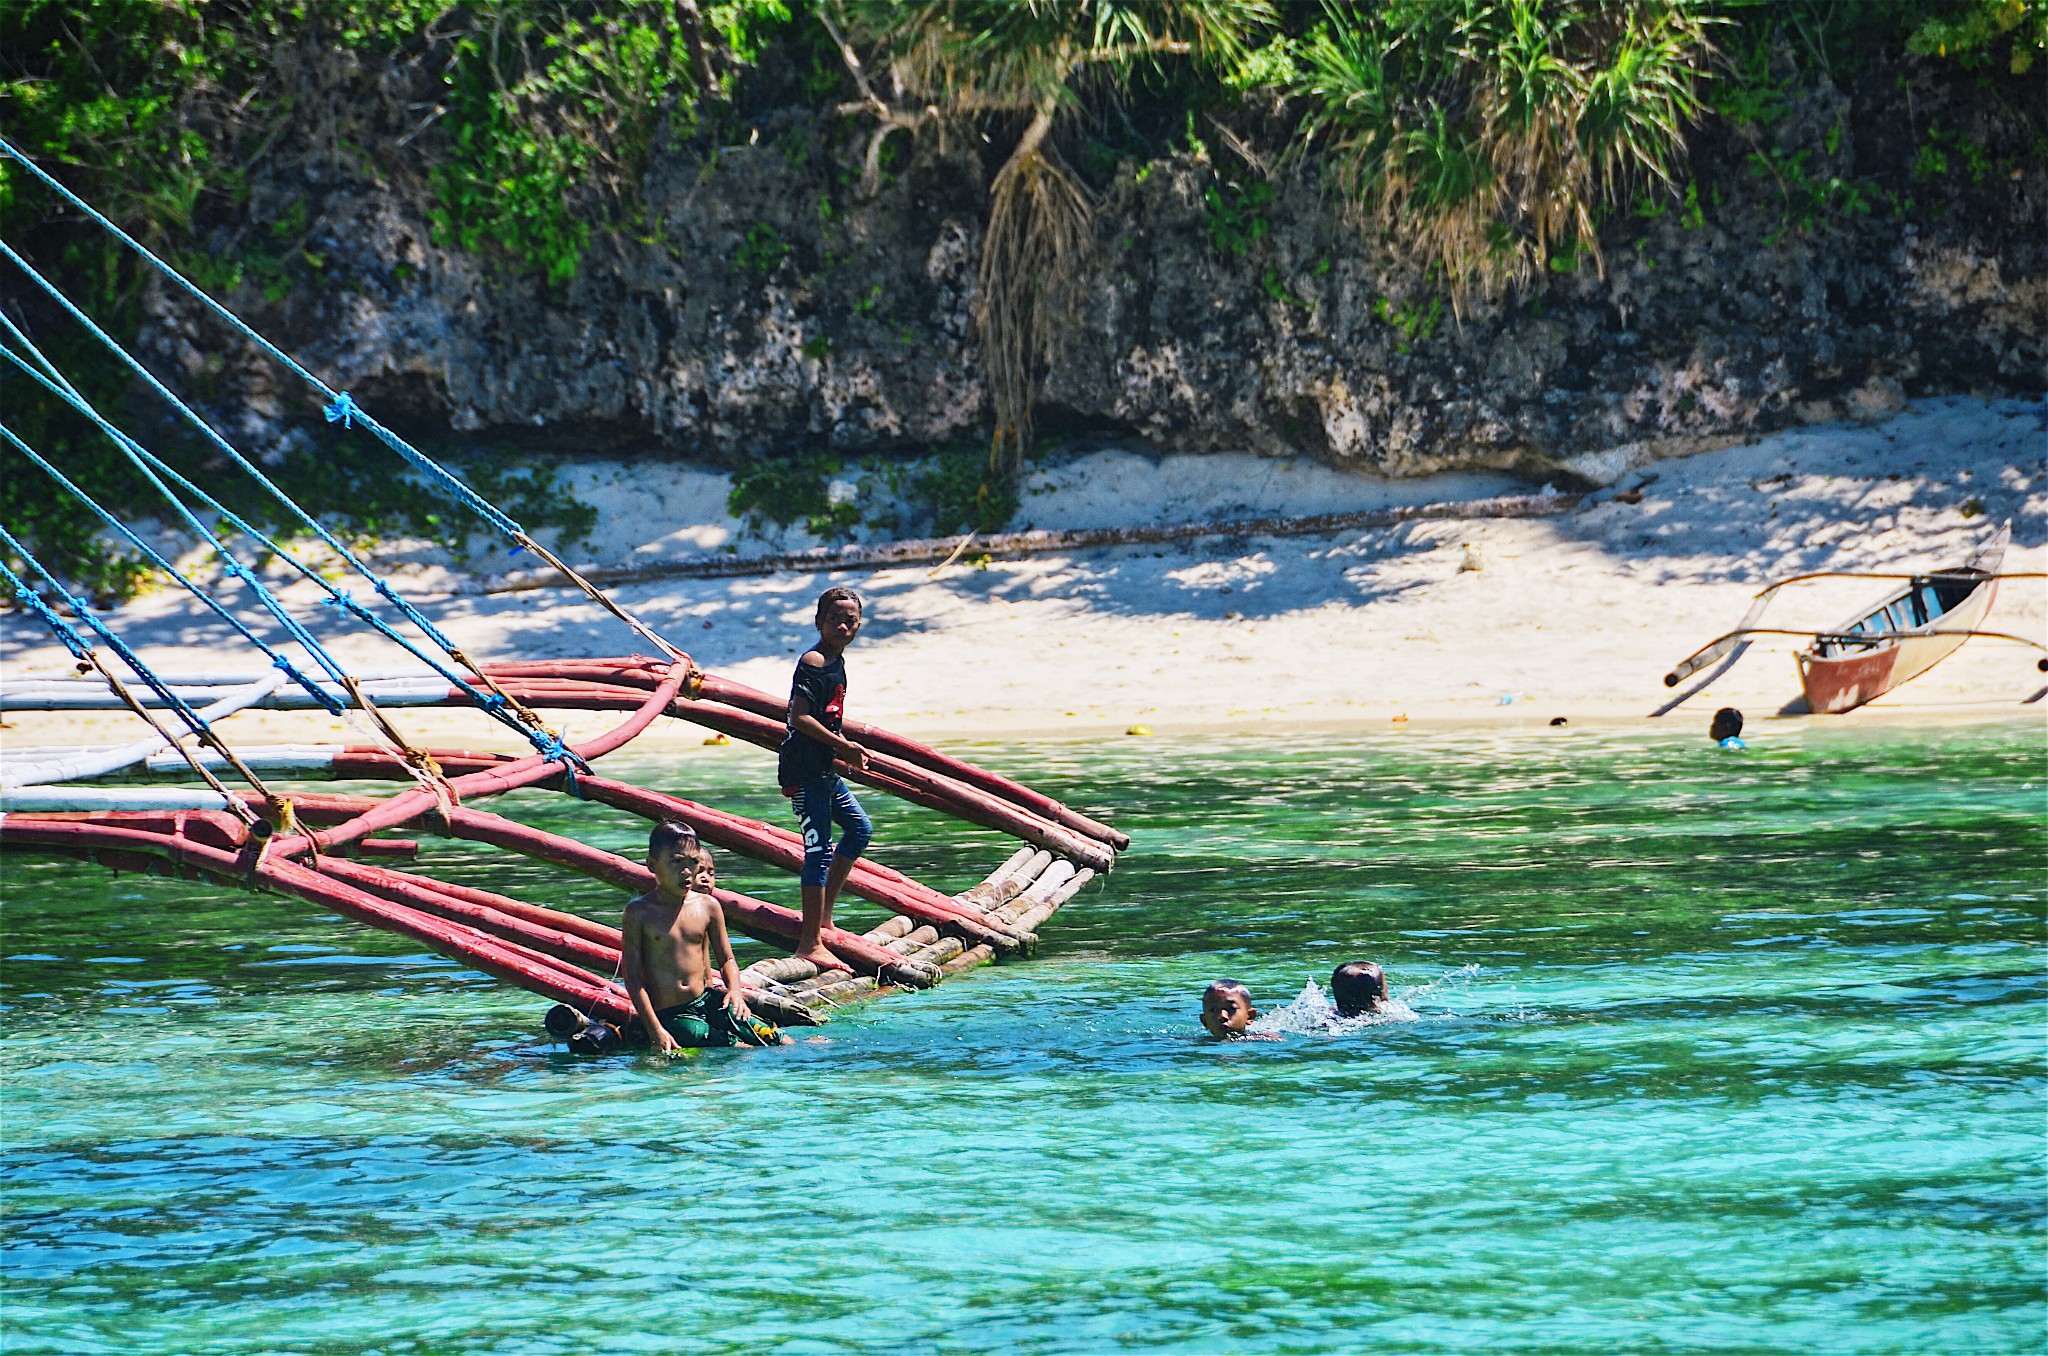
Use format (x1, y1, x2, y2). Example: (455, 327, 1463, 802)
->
(0, 420, 346, 715)
(0, 137, 334, 395)
(1, 135, 678, 738)
(0, 524, 257, 750)
(0, 149, 685, 662)
(320, 393, 521, 536)
(0, 338, 531, 734)
(0, 315, 537, 727)
(0, 553, 94, 662)
(529, 729, 589, 772)
(0, 144, 527, 539)
(0, 378, 347, 693)
(0, 239, 502, 658)
(0, 274, 578, 756)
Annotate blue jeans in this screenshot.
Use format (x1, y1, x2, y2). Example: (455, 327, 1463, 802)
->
(793, 776, 872, 886)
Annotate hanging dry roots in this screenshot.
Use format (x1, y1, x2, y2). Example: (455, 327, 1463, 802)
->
(977, 114, 1091, 479)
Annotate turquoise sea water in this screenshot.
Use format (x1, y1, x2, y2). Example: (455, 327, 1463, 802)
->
(2, 724, 2043, 1354)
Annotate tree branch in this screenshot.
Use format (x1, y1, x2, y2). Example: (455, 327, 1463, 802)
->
(817, 3, 890, 119)
(672, 0, 715, 94)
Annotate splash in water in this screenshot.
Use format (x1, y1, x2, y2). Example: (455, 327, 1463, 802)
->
(1250, 965, 1480, 1037)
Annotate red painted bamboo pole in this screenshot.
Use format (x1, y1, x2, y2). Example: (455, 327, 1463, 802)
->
(3, 822, 823, 1027)
(352, 866, 622, 947)
(446, 672, 1114, 870)
(691, 673, 1129, 850)
(315, 858, 622, 973)
(0, 818, 638, 1023)
(563, 774, 1026, 953)
(426, 804, 936, 987)
(23, 809, 415, 864)
(270, 664, 687, 861)
(266, 795, 935, 988)
(330, 748, 509, 778)
(22, 809, 247, 842)
(259, 858, 633, 1019)
(304, 746, 1001, 936)
(482, 658, 1128, 851)
(306, 859, 806, 1021)
(651, 700, 1115, 872)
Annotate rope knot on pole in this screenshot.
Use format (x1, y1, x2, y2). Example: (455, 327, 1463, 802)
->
(322, 392, 362, 428)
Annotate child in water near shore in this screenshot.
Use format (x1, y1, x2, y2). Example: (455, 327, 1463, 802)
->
(779, 586, 874, 972)
(1199, 980, 1280, 1041)
(1711, 707, 1747, 749)
(621, 821, 786, 1052)
(1330, 961, 1390, 1018)
(1210, 961, 1440, 1039)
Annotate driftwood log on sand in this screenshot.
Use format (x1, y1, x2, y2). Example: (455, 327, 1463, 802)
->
(477, 492, 1580, 593)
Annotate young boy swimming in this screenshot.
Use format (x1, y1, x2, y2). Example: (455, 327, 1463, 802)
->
(779, 586, 873, 971)
(1204, 964, 1408, 1038)
(1199, 979, 1278, 1040)
(1330, 961, 1389, 1018)
(621, 821, 786, 1052)
(1710, 707, 1746, 749)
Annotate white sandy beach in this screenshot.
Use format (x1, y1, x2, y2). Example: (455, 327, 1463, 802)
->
(2, 396, 2043, 753)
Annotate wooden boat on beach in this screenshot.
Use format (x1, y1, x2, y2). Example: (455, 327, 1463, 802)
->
(1797, 522, 2007, 713)
(1663, 521, 2045, 714)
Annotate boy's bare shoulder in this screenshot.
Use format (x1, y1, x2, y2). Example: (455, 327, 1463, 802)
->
(799, 648, 828, 668)
(622, 892, 675, 924)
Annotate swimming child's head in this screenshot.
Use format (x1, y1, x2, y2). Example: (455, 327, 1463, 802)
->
(647, 819, 701, 892)
(1330, 961, 1389, 1017)
(1200, 980, 1258, 1039)
(1710, 707, 1744, 742)
(815, 586, 864, 650)
(691, 845, 718, 893)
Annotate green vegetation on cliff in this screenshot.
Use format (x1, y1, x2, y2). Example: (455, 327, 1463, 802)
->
(2, 0, 2041, 593)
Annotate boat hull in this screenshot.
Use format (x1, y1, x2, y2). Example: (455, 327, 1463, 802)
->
(1797, 528, 2006, 714)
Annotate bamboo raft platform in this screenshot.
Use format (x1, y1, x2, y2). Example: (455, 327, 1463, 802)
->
(0, 656, 1128, 1041)
(0, 139, 1128, 1049)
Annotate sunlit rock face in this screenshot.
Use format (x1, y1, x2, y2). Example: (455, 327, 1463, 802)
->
(145, 45, 2042, 478)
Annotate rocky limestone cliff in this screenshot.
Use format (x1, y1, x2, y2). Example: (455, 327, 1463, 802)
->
(140, 41, 2045, 482)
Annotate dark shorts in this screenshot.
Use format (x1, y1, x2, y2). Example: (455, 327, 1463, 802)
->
(656, 990, 781, 1048)
(788, 775, 872, 887)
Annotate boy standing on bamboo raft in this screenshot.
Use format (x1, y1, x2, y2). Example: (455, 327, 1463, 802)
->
(622, 821, 785, 1052)
(778, 586, 873, 972)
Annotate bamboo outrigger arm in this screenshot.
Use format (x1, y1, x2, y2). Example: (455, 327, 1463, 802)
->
(1662, 571, 2048, 686)
(1665, 625, 2048, 687)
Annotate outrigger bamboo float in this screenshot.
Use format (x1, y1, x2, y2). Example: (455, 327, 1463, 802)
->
(1, 657, 1125, 1040)
(1664, 522, 2047, 713)
(0, 135, 1126, 1049)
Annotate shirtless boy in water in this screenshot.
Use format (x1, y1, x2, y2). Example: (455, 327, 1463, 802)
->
(1199, 979, 1279, 1041)
(621, 821, 786, 1052)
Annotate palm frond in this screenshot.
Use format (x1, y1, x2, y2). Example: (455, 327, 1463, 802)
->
(1291, 0, 1716, 300)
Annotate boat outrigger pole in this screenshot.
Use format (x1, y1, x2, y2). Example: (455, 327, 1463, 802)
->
(1666, 624, 2048, 686)
(1663, 570, 2047, 686)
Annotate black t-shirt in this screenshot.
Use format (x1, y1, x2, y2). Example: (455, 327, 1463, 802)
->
(778, 651, 846, 789)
